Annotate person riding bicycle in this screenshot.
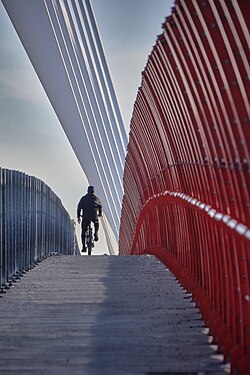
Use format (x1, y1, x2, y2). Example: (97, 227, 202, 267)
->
(77, 186, 102, 252)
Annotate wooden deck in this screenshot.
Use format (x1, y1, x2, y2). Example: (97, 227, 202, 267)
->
(0, 255, 229, 374)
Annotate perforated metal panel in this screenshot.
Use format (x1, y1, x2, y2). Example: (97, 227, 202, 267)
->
(0, 168, 74, 289)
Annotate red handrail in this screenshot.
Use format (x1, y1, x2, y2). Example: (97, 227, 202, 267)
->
(119, 1, 250, 373)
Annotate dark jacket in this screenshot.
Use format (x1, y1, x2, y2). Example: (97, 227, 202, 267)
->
(77, 193, 102, 221)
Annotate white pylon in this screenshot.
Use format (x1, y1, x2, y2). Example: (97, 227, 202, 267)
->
(2, 0, 128, 254)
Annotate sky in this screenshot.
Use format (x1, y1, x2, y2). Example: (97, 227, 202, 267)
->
(0, 0, 174, 254)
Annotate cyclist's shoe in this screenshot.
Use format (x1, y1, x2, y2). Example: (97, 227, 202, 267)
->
(82, 246, 87, 253)
(94, 233, 99, 242)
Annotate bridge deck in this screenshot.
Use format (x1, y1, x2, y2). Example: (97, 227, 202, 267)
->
(0, 255, 228, 374)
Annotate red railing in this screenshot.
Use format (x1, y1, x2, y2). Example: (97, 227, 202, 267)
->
(119, 1, 250, 373)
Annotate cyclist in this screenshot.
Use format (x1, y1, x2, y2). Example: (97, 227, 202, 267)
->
(77, 186, 102, 252)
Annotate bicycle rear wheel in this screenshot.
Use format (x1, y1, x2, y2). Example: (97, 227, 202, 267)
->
(87, 244, 92, 255)
(87, 226, 93, 255)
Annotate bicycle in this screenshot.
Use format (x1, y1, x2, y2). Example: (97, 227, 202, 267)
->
(85, 222, 94, 255)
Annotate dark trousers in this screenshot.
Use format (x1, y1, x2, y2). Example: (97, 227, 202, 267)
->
(81, 219, 99, 245)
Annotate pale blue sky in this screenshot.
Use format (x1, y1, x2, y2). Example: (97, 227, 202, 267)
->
(0, 0, 174, 253)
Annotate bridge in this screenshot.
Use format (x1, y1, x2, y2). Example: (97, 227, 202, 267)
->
(0, 0, 250, 374)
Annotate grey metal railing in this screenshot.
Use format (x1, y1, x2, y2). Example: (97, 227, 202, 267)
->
(0, 168, 74, 290)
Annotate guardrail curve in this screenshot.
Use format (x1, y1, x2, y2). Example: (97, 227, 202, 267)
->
(0, 168, 74, 290)
(119, 1, 250, 373)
